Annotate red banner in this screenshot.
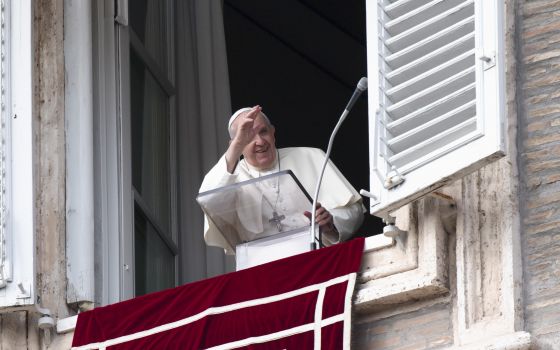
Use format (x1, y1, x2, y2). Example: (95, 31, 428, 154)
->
(72, 238, 364, 349)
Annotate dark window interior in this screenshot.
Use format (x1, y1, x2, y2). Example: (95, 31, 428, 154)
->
(223, 0, 383, 236)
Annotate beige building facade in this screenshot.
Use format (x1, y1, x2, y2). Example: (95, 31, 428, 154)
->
(0, 0, 559, 349)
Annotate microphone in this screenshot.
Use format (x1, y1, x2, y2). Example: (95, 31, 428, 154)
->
(345, 77, 368, 112)
(310, 77, 368, 250)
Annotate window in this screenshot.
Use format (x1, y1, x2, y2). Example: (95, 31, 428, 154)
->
(0, 0, 34, 309)
(126, 0, 178, 297)
(365, 0, 505, 217)
(93, 0, 231, 304)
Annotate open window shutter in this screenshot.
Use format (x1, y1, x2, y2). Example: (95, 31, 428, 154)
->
(366, 0, 505, 217)
(0, 0, 35, 309)
(0, 0, 10, 291)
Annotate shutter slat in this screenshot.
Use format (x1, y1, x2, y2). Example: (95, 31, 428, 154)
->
(386, 66, 475, 119)
(388, 117, 478, 171)
(386, 49, 475, 101)
(387, 100, 476, 153)
(385, 0, 464, 36)
(386, 33, 474, 86)
(387, 83, 476, 134)
(385, 16, 474, 69)
(385, 0, 426, 19)
(385, 0, 474, 53)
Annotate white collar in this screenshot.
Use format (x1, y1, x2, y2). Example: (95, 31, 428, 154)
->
(241, 153, 279, 177)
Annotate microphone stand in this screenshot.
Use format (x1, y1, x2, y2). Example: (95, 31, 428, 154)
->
(310, 109, 351, 250)
(310, 77, 367, 250)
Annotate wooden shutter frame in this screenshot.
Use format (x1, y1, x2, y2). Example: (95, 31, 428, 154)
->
(365, 0, 505, 218)
(0, 0, 35, 309)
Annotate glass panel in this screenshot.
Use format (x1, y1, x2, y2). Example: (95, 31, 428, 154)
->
(134, 205, 175, 296)
(130, 49, 171, 234)
(129, 0, 168, 73)
(196, 170, 313, 248)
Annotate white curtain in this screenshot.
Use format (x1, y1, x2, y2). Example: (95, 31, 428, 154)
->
(176, 0, 234, 283)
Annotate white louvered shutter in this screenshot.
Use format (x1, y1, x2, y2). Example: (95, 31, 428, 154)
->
(0, 0, 9, 291)
(365, 0, 505, 217)
(0, 0, 35, 309)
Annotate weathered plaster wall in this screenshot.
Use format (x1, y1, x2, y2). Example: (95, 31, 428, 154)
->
(517, 0, 560, 348)
(0, 0, 71, 349)
(33, 0, 67, 320)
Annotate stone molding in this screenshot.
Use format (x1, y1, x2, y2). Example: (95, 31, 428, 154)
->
(445, 331, 532, 350)
(355, 195, 452, 313)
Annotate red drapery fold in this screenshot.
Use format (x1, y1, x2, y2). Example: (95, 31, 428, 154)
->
(72, 237, 364, 349)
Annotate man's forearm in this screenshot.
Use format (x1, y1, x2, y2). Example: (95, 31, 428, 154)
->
(224, 141, 245, 173)
(200, 154, 240, 192)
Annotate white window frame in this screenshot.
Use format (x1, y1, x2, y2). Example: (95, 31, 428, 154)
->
(365, 0, 505, 218)
(125, 0, 179, 297)
(0, 0, 35, 309)
(94, 0, 178, 302)
(91, 0, 122, 306)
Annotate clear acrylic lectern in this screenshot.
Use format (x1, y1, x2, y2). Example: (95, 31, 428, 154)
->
(196, 170, 314, 270)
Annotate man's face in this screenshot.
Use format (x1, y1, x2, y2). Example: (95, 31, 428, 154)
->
(235, 113, 277, 170)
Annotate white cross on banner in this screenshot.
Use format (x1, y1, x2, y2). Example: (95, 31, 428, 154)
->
(71, 238, 365, 349)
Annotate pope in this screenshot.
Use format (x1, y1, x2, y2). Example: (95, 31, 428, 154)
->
(199, 105, 364, 254)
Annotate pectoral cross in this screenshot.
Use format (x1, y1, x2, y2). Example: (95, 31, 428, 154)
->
(269, 211, 286, 232)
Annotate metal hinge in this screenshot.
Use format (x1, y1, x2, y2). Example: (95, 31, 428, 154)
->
(479, 52, 496, 71)
(384, 166, 405, 190)
(0, 261, 11, 289)
(16, 282, 31, 299)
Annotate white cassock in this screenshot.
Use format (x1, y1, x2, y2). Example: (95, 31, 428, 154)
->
(199, 147, 365, 254)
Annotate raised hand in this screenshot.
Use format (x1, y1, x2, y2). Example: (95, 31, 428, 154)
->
(225, 105, 262, 172)
(231, 105, 261, 150)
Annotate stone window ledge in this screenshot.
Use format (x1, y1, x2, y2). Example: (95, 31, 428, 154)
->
(56, 315, 78, 334)
(355, 195, 453, 314)
(444, 331, 531, 350)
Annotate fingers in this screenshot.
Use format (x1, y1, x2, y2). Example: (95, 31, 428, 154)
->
(315, 209, 332, 227)
(235, 106, 261, 133)
(245, 105, 261, 120)
(233, 117, 257, 146)
(228, 106, 263, 156)
(237, 117, 256, 133)
(303, 206, 337, 234)
(303, 206, 333, 226)
(236, 106, 261, 135)
(303, 206, 325, 220)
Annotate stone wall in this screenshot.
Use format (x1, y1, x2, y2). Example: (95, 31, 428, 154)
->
(354, 299, 453, 349)
(518, 0, 560, 348)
